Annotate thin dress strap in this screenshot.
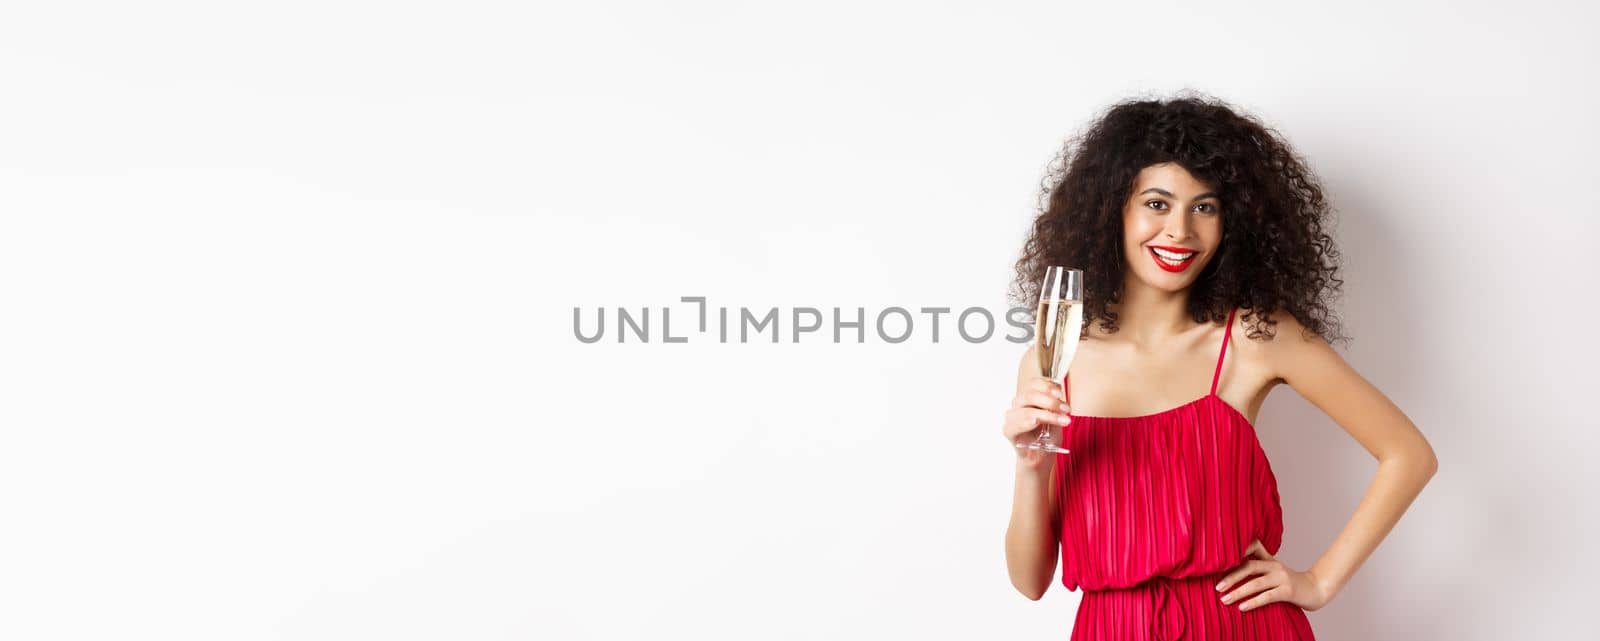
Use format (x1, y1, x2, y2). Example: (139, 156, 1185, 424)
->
(1210, 307, 1238, 396)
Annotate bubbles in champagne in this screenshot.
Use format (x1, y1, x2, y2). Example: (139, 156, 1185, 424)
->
(1035, 300, 1084, 380)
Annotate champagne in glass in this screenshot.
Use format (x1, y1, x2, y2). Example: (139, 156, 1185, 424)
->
(1017, 266, 1083, 454)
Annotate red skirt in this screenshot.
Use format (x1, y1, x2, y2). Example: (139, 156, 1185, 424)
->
(1071, 570, 1316, 641)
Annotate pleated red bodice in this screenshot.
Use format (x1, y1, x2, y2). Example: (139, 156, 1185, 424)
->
(1050, 307, 1315, 640)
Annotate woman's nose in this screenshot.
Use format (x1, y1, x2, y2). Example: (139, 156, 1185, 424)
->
(1164, 213, 1191, 239)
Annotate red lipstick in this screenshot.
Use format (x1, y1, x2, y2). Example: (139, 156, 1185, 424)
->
(1147, 246, 1198, 272)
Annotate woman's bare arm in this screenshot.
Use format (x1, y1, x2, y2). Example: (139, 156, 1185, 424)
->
(1263, 313, 1439, 600)
(1004, 345, 1064, 600)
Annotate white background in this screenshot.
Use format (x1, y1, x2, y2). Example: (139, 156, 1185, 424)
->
(2, 1, 1596, 639)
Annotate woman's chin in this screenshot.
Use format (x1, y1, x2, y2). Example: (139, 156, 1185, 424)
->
(1130, 271, 1196, 293)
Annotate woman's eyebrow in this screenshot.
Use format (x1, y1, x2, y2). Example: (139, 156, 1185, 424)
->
(1138, 187, 1219, 201)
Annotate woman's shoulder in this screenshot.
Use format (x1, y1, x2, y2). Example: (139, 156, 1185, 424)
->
(1231, 305, 1335, 383)
(1231, 305, 1317, 344)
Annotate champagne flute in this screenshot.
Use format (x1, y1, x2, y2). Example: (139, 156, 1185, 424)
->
(1016, 266, 1083, 454)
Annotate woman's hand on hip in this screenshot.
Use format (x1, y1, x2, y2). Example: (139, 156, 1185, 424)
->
(1214, 539, 1333, 613)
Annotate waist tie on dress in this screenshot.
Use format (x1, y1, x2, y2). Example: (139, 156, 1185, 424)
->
(1149, 579, 1187, 641)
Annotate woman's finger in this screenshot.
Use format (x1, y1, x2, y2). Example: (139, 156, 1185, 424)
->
(1220, 573, 1277, 606)
(1018, 408, 1070, 433)
(1214, 559, 1272, 592)
(1003, 408, 1070, 441)
(1020, 390, 1068, 412)
(1009, 390, 1045, 410)
(1028, 376, 1065, 399)
(1245, 539, 1273, 560)
(1238, 585, 1289, 612)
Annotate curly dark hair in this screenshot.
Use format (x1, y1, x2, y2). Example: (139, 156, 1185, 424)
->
(1010, 91, 1348, 345)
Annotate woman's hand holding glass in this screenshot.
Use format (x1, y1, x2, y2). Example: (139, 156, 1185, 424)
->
(1003, 376, 1072, 471)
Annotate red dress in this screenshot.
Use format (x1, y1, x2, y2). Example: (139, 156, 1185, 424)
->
(1053, 307, 1316, 640)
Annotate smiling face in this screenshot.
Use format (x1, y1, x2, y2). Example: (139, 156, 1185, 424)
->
(1121, 163, 1224, 294)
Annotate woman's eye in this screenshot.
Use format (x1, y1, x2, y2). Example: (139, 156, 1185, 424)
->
(1146, 200, 1220, 213)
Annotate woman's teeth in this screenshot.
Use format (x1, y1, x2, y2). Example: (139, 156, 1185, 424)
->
(1151, 247, 1196, 265)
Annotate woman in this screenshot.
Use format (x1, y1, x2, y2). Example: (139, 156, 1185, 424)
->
(1000, 93, 1438, 640)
